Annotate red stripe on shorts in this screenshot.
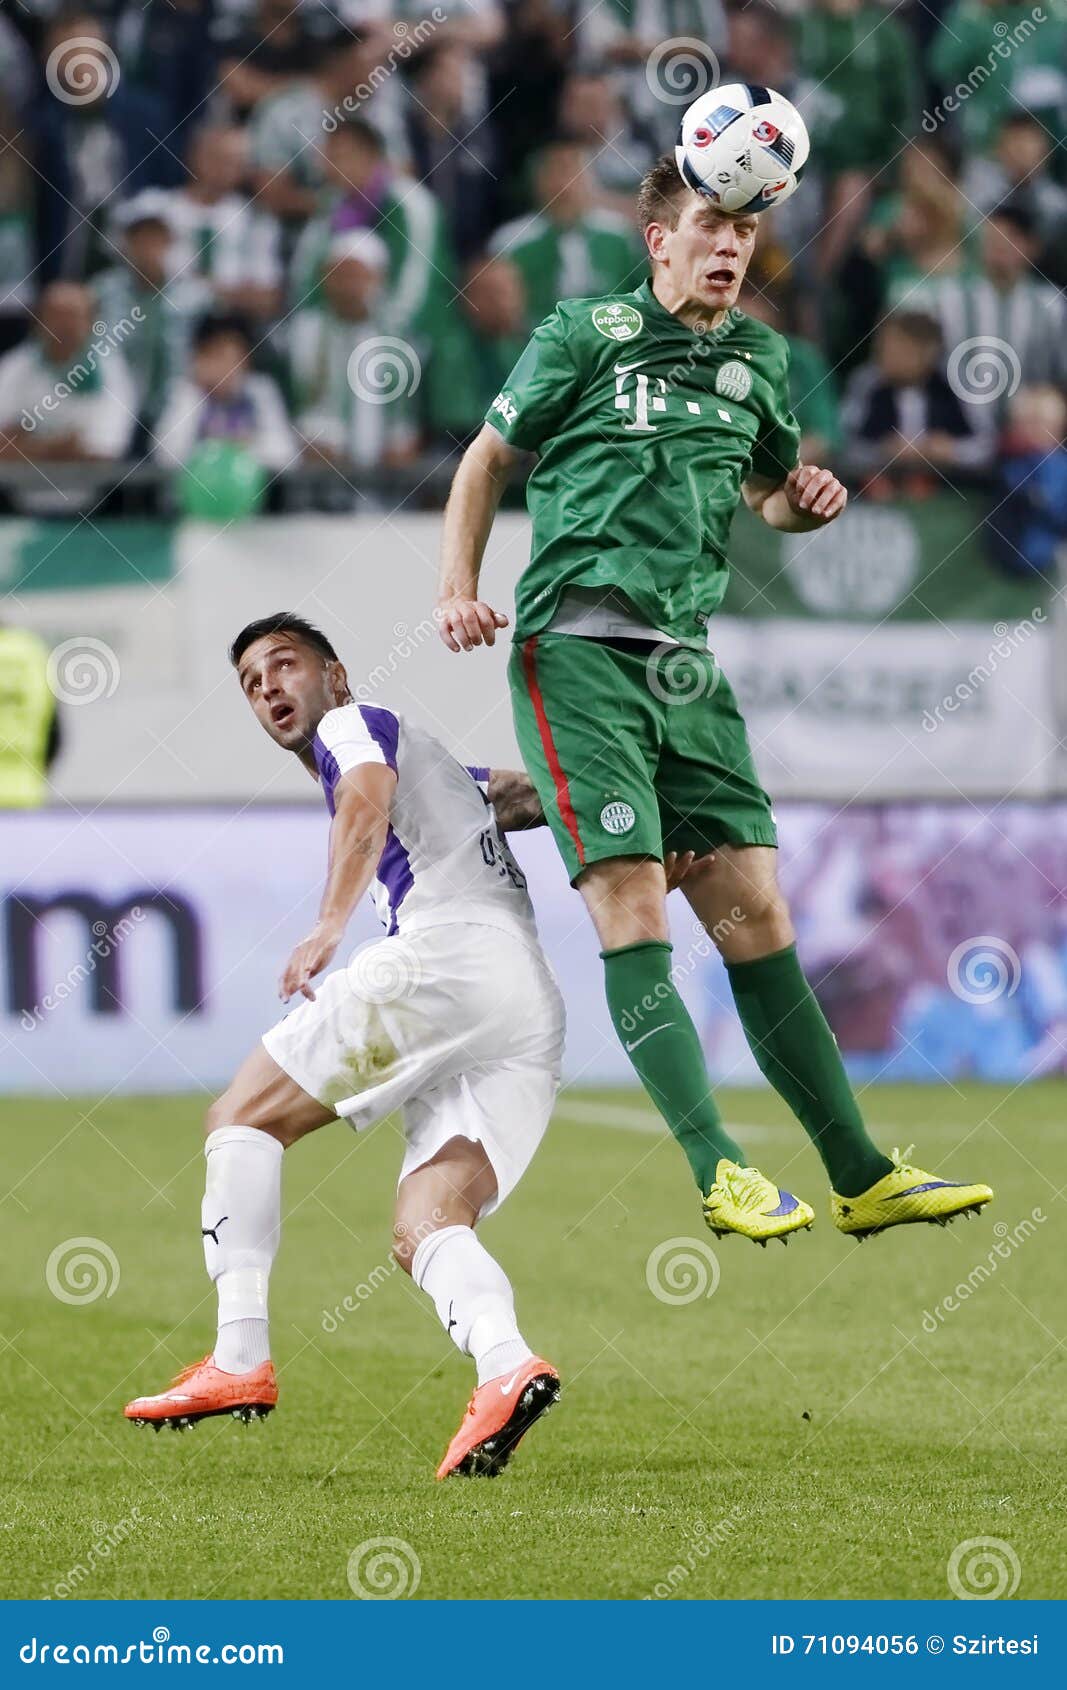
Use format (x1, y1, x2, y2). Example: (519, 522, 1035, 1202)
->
(522, 636, 585, 866)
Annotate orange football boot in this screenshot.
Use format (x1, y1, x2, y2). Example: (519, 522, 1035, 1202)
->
(124, 1355, 277, 1431)
(436, 1356, 560, 1479)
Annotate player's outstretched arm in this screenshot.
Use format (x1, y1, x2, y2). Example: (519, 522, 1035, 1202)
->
(437, 423, 521, 651)
(278, 763, 397, 1002)
(744, 464, 847, 532)
(487, 768, 544, 831)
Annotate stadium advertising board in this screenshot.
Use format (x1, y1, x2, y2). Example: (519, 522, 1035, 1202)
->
(3, 803, 1063, 1096)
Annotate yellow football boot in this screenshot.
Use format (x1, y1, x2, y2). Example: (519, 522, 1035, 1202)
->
(703, 1159, 815, 1246)
(831, 1146, 993, 1240)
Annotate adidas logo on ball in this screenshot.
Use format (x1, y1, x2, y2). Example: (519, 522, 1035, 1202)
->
(676, 83, 809, 214)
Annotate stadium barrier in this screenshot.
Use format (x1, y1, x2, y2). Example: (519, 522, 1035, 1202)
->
(5, 498, 1062, 805)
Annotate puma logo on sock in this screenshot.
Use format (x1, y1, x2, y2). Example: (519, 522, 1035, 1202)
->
(201, 1215, 229, 1246)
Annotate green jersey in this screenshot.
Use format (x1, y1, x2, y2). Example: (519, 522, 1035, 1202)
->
(487, 280, 800, 644)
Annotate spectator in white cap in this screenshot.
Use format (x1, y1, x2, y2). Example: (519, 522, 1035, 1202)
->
(94, 192, 210, 444)
(291, 228, 421, 474)
(290, 117, 453, 348)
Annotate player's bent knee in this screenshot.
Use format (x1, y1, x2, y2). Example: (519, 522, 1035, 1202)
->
(724, 891, 794, 959)
(391, 1212, 459, 1274)
(204, 1094, 234, 1139)
(578, 856, 668, 946)
(204, 1093, 292, 1147)
(391, 1226, 418, 1274)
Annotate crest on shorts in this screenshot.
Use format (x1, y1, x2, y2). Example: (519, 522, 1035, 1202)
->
(600, 800, 636, 835)
(592, 303, 643, 343)
(715, 359, 753, 401)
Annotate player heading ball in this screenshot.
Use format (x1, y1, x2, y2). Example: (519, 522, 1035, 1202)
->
(436, 156, 993, 1248)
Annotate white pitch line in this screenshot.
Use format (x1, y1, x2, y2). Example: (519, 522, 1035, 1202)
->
(551, 1099, 772, 1140)
(550, 1098, 1038, 1141)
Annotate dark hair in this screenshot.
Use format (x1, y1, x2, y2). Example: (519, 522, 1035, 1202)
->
(403, 39, 460, 80)
(989, 199, 1037, 241)
(636, 153, 690, 231)
(883, 310, 943, 349)
(326, 115, 385, 156)
(193, 311, 254, 353)
(734, 0, 792, 44)
(999, 112, 1044, 134)
(911, 133, 962, 180)
(229, 613, 339, 668)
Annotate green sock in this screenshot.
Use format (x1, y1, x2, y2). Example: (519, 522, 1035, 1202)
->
(601, 940, 745, 1192)
(726, 944, 893, 1197)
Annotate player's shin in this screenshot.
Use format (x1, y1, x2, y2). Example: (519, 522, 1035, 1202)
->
(411, 1224, 533, 1385)
(202, 1125, 282, 1373)
(602, 939, 745, 1188)
(726, 944, 893, 1196)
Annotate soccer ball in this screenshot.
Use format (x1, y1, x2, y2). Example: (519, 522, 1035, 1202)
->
(675, 84, 810, 214)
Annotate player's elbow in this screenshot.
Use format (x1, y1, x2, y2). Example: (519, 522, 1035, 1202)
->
(468, 423, 521, 484)
(742, 476, 775, 516)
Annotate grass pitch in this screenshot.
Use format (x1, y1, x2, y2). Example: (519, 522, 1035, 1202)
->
(2, 1082, 1064, 1601)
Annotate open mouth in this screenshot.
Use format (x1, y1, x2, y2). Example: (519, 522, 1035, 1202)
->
(706, 268, 736, 288)
(271, 702, 295, 730)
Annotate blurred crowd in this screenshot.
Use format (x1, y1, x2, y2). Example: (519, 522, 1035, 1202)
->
(0, 0, 1064, 565)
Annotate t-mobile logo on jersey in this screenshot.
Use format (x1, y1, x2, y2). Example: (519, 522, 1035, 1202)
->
(614, 361, 667, 434)
(614, 363, 710, 435)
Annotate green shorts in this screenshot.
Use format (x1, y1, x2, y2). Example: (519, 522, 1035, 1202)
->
(509, 634, 777, 883)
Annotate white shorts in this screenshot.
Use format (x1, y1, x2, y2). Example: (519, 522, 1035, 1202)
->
(262, 923, 565, 1215)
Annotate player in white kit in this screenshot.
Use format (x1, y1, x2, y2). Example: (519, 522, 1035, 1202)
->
(124, 613, 566, 1479)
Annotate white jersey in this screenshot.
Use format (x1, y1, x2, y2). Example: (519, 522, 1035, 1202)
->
(312, 703, 538, 944)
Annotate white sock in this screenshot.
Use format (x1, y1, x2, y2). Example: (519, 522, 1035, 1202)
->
(411, 1224, 534, 1386)
(202, 1125, 282, 1375)
(215, 1317, 271, 1373)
